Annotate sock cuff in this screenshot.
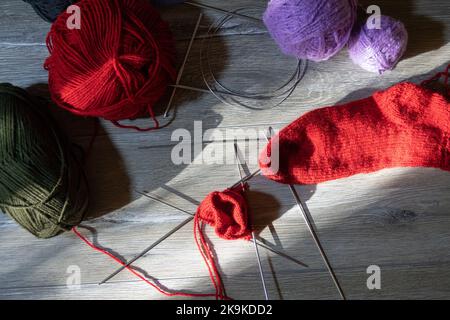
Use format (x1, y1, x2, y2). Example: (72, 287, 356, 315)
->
(373, 82, 450, 130)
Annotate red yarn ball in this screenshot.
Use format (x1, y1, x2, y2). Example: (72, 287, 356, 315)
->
(45, 0, 176, 128)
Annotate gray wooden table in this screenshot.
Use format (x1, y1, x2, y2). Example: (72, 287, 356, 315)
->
(0, 0, 449, 300)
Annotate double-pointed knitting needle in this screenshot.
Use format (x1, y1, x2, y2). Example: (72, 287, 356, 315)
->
(265, 127, 346, 300)
(164, 13, 203, 118)
(185, 1, 263, 24)
(234, 143, 269, 300)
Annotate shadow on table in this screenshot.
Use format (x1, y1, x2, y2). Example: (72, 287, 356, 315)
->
(359, 0, 447, 59)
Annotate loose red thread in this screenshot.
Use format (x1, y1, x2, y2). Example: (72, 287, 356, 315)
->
(260, 64, 450, 185)
(421, 64, 450, 95)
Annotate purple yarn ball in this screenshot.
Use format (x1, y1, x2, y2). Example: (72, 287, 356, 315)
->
(263, 0, 358, 62)
(348, 15, 408, 74)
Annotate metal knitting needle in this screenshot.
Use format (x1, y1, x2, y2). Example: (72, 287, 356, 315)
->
(100, 170, 263, 285)
(99, 214, 194, 285)
(234, 143, 269, 300)
(289, 185, 346, 299)
(265, 127, 346, 300)
(164, 13, 203, 118)
(139, 190, 307, 268)
(185, 0, 263, 24)
(169, 84, 210, 94)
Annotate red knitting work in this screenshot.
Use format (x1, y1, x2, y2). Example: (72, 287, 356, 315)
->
(260, 66, 450, 185)
(73, 187, 251, 300)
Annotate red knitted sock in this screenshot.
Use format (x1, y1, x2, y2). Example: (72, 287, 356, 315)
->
(260, 68, 450, 185)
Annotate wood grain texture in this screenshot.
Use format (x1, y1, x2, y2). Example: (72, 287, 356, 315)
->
(0, 0, 449, 300)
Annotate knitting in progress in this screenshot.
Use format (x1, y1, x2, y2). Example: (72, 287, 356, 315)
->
(260, 65, 450, 185)
(196, 186, 252, 241)
(193, 185, 253, 300)
(74, 64, 450, 299)
(74, 184, 252, 300)
(4, 0, 450, 302)
(23, 0, 77, 22)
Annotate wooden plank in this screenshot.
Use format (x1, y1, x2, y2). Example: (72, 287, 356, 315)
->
(0, 0, 449, 141)
(1, 138, 450, 298)
(3, 263, 450, 300)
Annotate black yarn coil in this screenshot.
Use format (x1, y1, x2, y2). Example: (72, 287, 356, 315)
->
(0, 83, 89, 238)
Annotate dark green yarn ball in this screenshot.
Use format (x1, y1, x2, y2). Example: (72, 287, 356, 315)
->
(0, 83, 88, 238)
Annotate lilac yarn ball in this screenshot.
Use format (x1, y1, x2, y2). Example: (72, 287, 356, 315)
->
(263, 0, 358, 62)
(348, 15, 408, 74)
(152, 0, 185, 6)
